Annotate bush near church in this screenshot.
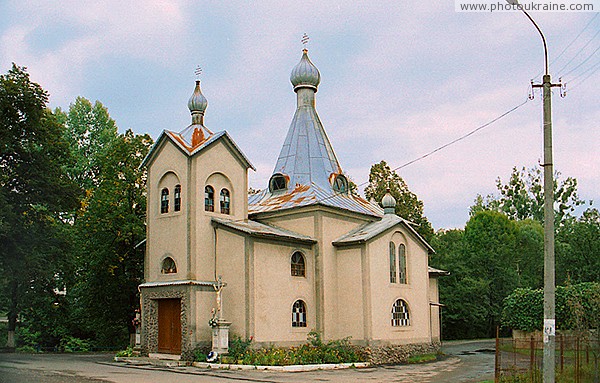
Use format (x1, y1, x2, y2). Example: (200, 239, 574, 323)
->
(502, 282, 600, 333)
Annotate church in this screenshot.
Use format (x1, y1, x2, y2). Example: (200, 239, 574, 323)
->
(139, 47, 446, 361)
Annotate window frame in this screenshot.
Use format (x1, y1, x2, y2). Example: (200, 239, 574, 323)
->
(389, 241, 397, 283)
(220, 188, 231, 215)
(204, 185, 215, 212)
(391, 299, 410, 327)
(161, 257, 177, 274)
(292, 300, 307, 328)
(160, 188, 169, 214)
(398, 244, 407, 284)
(269, 174, 288, 193)
(174, 184, 182, 212)
(291, 251, 306, 277)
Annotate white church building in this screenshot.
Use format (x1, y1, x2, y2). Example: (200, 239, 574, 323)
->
(139, 47, 446, 361)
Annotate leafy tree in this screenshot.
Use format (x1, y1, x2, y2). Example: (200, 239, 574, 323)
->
(55, 97, 118, 192)
(556, 208, 600, 284)
(471, 166, 588, 225)
(0, 64, 79, 347)
(69, 129, 152, 346)
(364, 160, 434, 240)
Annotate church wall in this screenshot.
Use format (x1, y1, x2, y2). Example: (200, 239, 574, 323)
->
(368, 230, 432, 345)
(258, 211, 315, 238)
(214, 229, 247, 338)
(334, 247, 364, 340)
(146, 141, 189, 282)
(320, 213, 369, 340)
(429, 277, 441, 342)
(192, 140, 249, 283)
(253, 240, 314, 344)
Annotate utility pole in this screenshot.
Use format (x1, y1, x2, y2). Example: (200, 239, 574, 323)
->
(508, 1, 562, 381)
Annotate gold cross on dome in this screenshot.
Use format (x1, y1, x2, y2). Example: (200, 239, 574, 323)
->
(194, 66, 202, 80)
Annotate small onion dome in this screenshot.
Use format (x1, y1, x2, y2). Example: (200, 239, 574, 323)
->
(290, 49, 321, 91)
(188, 80, 208, 124)
(382, 189, 396, 215)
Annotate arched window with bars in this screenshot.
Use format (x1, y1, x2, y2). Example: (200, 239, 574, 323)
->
(174, 185, 182, 212)
(205, 186, 214, 212)
(391, 299, 410, 326)
(160, 188, 169, 214)
(220, 189, 230, 214)
(398, 244, 407, 284)
(292, 300, 307, 327)
(291, 251, 306, 277)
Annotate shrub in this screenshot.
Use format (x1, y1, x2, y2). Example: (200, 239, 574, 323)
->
(115, 347, 134, 357)
(502, 282, 600, 331)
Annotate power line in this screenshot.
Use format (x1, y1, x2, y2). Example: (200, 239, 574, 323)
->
(557, 27, 600, 76)
(532, 13, 598, 79)
(560, 43, 600, 78)
(345, 98, 531, 190)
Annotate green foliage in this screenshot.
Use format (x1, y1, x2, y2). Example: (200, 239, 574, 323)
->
(205, 332, 365, 366)
(0, 64, 79, 344)
(365, 160, 434, 241)
(407, 353, 437, 364)
(501, 288, 543, 332)
(502, 283, 600, 331)
(115, 347, 135, 357)
(59, 336, 92, 352)
(556, 208, 600, 285)
(227, 335, 254, 361)
(69, 129, 152, 347)
(471, 166, 588, 225)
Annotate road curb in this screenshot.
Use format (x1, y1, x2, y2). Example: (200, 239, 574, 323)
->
(114, 356, 370, 372)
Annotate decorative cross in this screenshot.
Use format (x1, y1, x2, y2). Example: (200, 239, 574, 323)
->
(194, 65, 203, 80)
(301, 33, 310, 48)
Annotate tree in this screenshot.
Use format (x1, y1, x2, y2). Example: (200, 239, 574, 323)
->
(364, 160, 434, 240)
(55, 97, 119, 192)
(471, 166, 588, 226)
(69, 129, 152, 346)
(0, 64, 79, 347)
(556, 208, 600, 284)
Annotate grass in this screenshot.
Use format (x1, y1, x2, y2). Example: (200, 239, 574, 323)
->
(407, 353, 438, 364)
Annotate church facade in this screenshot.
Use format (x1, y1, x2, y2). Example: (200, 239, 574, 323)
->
(139, 48, 446, 361)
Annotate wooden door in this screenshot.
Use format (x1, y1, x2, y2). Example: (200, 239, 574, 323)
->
(157, 299, 181, 354)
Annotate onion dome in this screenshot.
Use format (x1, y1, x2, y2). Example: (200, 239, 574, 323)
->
(382, 189, 396, 215)
(290, 49, 321, 91)
(188, 80, 208, 124)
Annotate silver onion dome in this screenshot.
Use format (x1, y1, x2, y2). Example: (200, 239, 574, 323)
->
(382, 190, 396, 215)
(188, 80, 208, 115)
(290, 49, 321, 91)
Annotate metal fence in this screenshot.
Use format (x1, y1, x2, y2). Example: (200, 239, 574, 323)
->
(495, 329, 600, 383)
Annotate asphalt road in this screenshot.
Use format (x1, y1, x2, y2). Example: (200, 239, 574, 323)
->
(0, 339, 496, 383)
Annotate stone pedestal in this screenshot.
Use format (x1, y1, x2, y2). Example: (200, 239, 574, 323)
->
(211, 320, 231, 355)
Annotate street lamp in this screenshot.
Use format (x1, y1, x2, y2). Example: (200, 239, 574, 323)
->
(506, 2, 561, 382)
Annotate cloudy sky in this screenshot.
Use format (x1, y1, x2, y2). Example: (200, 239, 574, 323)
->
(1, 1, 598, 229)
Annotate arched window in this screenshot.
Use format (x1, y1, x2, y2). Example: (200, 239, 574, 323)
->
(398, 244, 407, 284)
(291, 251, 305, 277)
(204, 186, 214, 212)
(161, 257, 177, 274)
(389, 242, 397, 283)
(160, 188, 169, 214)
(269, 174, 287, 193)
(292, 300, 307, 327)
(174, 185, 182, 212)
(392, 299, 410, 326)
(220, 189, 230, 214)
(333, 174, 348, 194)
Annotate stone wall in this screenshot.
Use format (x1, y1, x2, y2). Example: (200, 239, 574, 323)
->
(364, 341, 441, 365)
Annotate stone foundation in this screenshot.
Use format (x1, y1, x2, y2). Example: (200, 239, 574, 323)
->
(364, 341, 441, 365)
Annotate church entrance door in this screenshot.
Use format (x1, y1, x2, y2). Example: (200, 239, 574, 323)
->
(157, 298, 181, 354)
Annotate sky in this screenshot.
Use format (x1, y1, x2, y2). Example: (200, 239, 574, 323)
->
(1, 1, 598, 229)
